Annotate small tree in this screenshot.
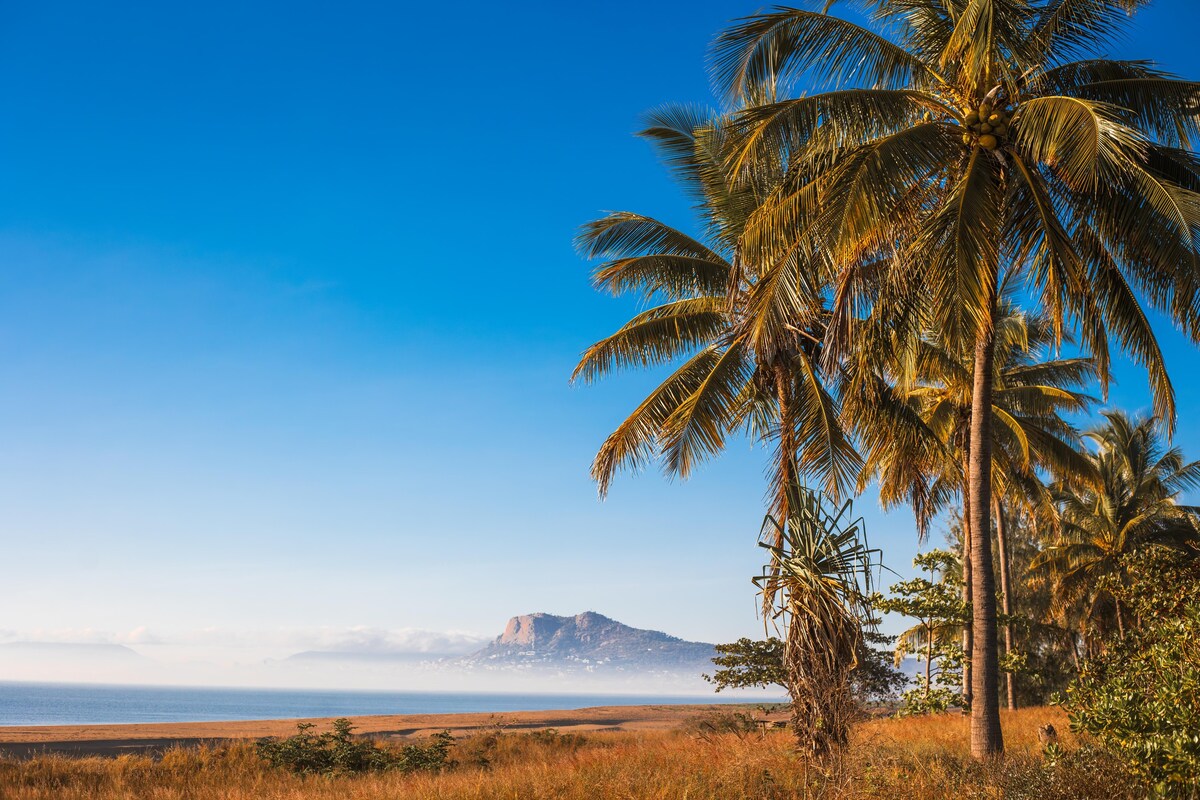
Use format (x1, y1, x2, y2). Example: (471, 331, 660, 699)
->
(704, 638, 788, 693)
(872, 550, 969, 715)
(755, 484, 880, 755)
(855, 617, 910, 704)
(704, 633, 904, 704)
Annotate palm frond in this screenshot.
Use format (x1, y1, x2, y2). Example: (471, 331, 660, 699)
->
(1030, 0, 1152, 65)
(577, 212, 726, 263)
(710, 7, 943, 104)
(590, 344, 743, 496)
(571, 297, 728, 383)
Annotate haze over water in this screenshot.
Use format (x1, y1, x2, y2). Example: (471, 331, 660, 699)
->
(0, 682, 768, 727)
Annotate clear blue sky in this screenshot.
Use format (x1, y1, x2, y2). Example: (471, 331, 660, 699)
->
(0, 1, 1197, 684)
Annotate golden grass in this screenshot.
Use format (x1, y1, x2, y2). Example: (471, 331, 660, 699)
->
(0, 707, 1136, 799)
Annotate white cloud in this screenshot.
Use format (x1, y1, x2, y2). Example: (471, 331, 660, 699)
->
(4, 624, 488, 657)
(302, 626, 487, 655)
(18, 627, 162, 645)
(115, 626, 164, 645)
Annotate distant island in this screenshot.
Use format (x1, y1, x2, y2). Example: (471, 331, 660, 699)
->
(288, 612, 719, 690)
(458, 611, 716, 672)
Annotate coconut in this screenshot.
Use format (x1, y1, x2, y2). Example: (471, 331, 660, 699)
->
(965, 111, 980, 125)
(979, 123, 993, 133)
(993, 123, 1009, 136)
(979, 134, 999, 149)
(988, 113, 1002, 124)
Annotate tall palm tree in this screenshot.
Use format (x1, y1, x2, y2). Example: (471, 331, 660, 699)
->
(574, 106, 860, 524)
(711, 0, 1200, 755)
(854, 303, 1096, 709)
(1033, 411, 1200, 644)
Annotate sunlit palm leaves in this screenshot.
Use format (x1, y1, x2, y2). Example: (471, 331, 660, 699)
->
(1032, 411, 1200, 640)
(574, 106, 861, 509)
(858, 304, 1098, 531)
(712, 0, 1200, 423)
(711, 0, 1200, 756)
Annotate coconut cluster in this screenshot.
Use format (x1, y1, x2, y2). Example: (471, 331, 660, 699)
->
(961, 101, 1014, 150)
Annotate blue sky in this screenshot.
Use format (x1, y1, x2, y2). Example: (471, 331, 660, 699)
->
(0, 1, 1198, 686)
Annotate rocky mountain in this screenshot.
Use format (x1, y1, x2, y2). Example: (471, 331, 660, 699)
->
(460, 612, 716, 676)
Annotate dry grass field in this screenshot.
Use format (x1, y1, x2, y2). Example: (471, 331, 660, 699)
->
(0, 707, 1138, 799)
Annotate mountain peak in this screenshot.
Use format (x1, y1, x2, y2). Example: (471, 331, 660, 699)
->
(468, 612, 714, 673)
(496, 611, 620, 647)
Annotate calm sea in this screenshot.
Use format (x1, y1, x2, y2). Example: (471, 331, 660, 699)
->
(0, 682, 762, 727)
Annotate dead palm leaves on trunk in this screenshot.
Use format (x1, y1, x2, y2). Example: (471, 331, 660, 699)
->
(754, 482, 879, 756)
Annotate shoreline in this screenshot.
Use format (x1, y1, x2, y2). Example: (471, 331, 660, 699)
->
(0, 703, 773, 758)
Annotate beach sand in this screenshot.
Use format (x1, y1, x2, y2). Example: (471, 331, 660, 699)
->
(0, 703, 763, 758)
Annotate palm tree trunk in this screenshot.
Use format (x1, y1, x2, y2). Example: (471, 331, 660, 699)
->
(968, 328, 1004, 757)
(960, 451, 973, 714)
(994, 499, 1016, 710)
(774, 366, 797, 530)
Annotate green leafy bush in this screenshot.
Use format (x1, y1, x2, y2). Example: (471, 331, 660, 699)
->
(1064, 548, 1200, 798)
(256, 718, 453, 776)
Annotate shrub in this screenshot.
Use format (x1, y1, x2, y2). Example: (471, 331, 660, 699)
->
(1064, 548, 1200, 798)
(685, 709, 764, 741)
(255, 718, 453, 776)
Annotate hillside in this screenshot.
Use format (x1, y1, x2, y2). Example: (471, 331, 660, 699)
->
(460, 612, 716, 674)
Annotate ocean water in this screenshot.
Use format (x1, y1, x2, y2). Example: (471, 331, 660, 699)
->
(0, 682, 761, 727)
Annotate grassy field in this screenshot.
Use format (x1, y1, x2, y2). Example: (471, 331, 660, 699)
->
(0, 707, 1138, 799)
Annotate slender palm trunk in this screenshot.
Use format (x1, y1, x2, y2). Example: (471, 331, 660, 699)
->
(767, 366, 798, 627)
(994, 499, 1016, 710)
(960, 451, 973, 714)
(968, 328, 1003, 757)
(774, 366, 796, 529)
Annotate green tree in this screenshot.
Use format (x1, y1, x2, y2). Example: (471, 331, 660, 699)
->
(712, 1, 1200, 755)
(1065, 547, 1200, 798)
(703, 637, 788, 693)
(704, 631, 905, 703)
(872, 550, 969, 714)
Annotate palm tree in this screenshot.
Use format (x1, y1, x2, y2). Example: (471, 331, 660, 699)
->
(754, 482, 879, 755)
(854, 303, 1096, 709)
(1033, 411, 1200, 645)
(574, 105, 860, 525)
(711, 1, 1200, 755)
